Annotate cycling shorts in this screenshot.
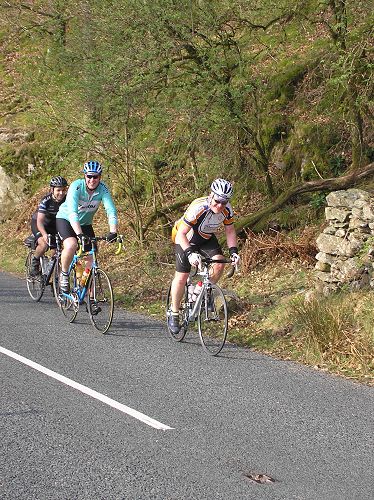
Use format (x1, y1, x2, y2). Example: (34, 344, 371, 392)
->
(56, 218, 95, 252)
(175, 234, 223, 273)
(31, 219, 58, 248)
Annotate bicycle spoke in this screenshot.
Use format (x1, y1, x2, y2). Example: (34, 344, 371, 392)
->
(198, 284, 228, 356)
(25, 251, 44, 301)
(88, 268, 114, 334)
(166, 284, 188, 342)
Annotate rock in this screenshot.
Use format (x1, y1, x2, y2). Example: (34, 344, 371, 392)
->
(335, 229, 346, 238)
(325, 206, 350, 222)
(326, 189, 369, 208)
(315, 252, 336, 264)
(313, 188, 374, 292)
(315, 261, 331, 272)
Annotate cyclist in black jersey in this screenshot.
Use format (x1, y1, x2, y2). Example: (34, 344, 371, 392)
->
(168, 178, 240, 334)
(30, 176, 68, 276)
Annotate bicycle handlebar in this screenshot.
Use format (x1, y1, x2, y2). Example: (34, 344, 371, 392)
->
(191, 257, 238, 278)
(76, 235, 124, 257)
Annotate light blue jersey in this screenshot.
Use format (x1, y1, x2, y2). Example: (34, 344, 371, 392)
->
(56, 178, 118, 226)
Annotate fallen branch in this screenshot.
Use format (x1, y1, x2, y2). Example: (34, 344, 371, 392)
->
(235, 162, 374, 234)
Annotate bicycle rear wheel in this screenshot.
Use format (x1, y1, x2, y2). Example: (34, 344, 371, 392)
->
(87, 268, 114, 334)
(166, 284, 189, 342)
(53, 259, 78, 323)
(25, 251, 45, 301)
(198, 283, 228, 356)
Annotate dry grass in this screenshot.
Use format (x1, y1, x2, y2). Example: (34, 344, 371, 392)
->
(289, 294, 374, 383)
(240, 227, 318, 271)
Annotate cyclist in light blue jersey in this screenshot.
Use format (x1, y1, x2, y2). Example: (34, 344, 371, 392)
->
(56, 160, 118, 293)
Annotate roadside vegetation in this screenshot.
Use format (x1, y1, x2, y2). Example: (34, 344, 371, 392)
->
(0, 1, 373, 384)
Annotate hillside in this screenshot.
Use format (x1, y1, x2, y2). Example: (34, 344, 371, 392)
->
(0, 1, 373, 383)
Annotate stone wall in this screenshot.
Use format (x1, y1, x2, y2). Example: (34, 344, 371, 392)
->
(315, 189, 374, 293)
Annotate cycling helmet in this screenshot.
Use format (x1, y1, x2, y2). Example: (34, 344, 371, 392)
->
(50, 176, 68, 188)
(210, 178, 233, 199)
(83, 160, 103, 175)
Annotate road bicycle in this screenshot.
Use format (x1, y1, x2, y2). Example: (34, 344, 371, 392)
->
(53, 235, 123, 334)
(24, 234, 61, 302)
(166, 257, 235, 356)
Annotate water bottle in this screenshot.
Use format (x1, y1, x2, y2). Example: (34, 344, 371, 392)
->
(187, 283, 195, 303)
(191, 281, 203, 302)
(80, 267, 90, 287)
(75, 261, 83, 279)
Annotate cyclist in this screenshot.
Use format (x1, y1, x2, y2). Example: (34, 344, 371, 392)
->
(168, 178, 240, 334)
(30, 176, 68, 276)
(56, 160, 118, 294)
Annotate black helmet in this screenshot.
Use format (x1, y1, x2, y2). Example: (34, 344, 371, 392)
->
(50, 176, 68, 188)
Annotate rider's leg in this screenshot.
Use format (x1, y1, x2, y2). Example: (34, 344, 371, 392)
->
(209, 255, 225, 283)
(34, 236, 48, 258)
(171, 271, 189, 313)
(61, 236, 78, 273)
(200, 236, 225, 284)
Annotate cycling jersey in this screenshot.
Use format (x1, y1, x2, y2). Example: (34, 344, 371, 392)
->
(172, 196, 234, 245)
(31, 193, 66, 226)
(56, 179, 118, 226)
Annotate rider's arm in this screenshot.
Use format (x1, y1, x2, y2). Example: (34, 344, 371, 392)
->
(71, 221, 83, 236)
(175, 221, 191, 251)
(101, 184, 118, 232)
(36, 212, 48, 243)
(225, 223, 237, 249)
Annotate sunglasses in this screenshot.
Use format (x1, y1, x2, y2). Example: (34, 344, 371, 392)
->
(86, 174, 100, 179)
(213, 197, 228, 205)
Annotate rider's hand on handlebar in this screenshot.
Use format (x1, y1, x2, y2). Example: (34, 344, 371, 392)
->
(106, 232, 118, 243)
(76, 233, 87, 246)
(185, 246, 201, 267)
(187, 252, 201, 267)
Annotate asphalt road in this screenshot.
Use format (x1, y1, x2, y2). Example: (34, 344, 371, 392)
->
(0, 270, 373, 500)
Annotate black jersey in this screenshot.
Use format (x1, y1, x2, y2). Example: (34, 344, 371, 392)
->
(31, 193, 66, 226)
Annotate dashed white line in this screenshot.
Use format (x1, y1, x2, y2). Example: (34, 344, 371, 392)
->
(0, 345, 173, 430)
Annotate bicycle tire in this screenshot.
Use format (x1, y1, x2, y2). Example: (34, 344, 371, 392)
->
(25, 251, 45, 301)
(53, 259, 78, 323)
(87, 268, 114, 334)
(52, 256, 62, 307)
(166, 284, 188, 342)
(198, 283, 228, 356)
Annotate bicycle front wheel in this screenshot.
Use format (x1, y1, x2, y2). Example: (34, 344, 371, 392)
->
(53, 260, 78, 323)
(166, 284, 188, 342)
(198, 283, 228, 356)
(88, 268, 114, 334)
(25, 251, 45, 301)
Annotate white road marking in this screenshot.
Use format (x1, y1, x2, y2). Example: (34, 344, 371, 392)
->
(0, 346, 173, 431)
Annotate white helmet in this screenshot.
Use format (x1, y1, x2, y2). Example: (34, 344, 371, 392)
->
(210, 178, 233, 200)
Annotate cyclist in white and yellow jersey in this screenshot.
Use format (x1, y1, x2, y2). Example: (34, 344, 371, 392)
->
(168, 178, 240, 334)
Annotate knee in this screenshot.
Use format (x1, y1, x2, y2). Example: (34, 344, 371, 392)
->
(173, 274, 188, 288)
(213, 263, 225, 273)
(63, 239, 78, 254)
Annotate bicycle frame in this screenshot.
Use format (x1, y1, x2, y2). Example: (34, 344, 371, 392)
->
(59, 243, 97, 304)
(186, 258, 232, 322)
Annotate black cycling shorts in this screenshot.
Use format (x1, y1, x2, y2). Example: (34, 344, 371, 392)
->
(56, 218, 95, 252)
(175, 234, 223, 273)
(31, 219, 58, 248)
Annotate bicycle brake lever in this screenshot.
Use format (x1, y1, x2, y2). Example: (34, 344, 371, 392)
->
(76, 241, 84, 257)
(115, 236, 124, 255)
